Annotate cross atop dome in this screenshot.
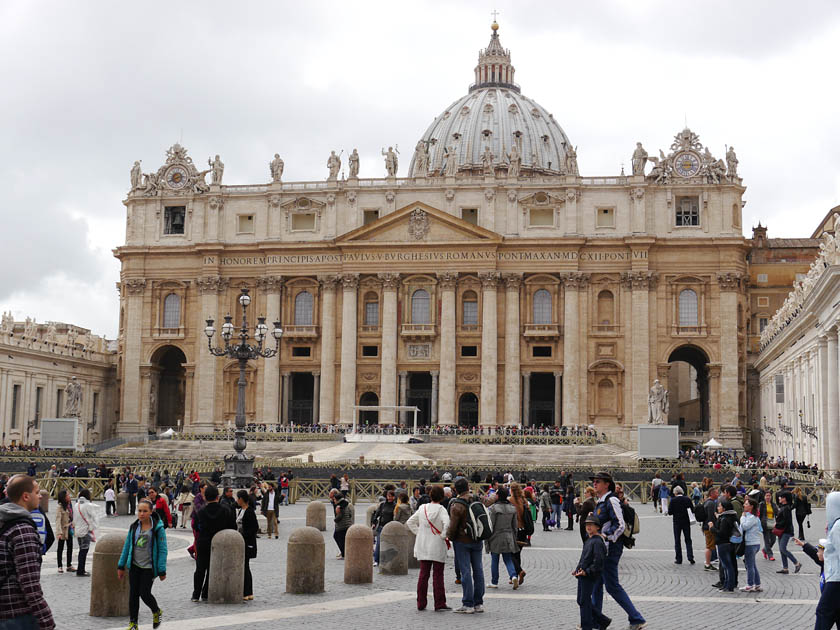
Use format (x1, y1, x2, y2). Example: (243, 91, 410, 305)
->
(471, 19, 519, 93)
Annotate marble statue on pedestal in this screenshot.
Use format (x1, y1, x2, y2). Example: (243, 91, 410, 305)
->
(270, 154, 284, 182)
(64, 377, 82, 418)
(726, 146, 739, 179)
(130, 161, 142, 190)
(648, 379, 668, 425)
(382, 146, 398, 177)
(444, 146, 458, 176)
(209, 155, 224, 185)
(631, 142, 647, 176)
(348, 149, 359, 178)
(508, 142, 521, 177)
(327, 151, 341, 180)
(565, 145, 579, 176)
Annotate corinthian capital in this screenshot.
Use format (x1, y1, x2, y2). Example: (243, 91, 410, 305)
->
(436, 271, 459, 290)
(620, 271, 658, 291)
(256, 275, 284, 293)
(717, 272, 745, 291)
(502, 272, 523, 289)
(317, 274, 340, 291)
(339, 273, 360, 290)
(378, 272, 401, 290)
(122, 278, 147, 296)
(478, 271, 501, 289)
(196, 275, 229, 295)
(561, 272, 590, 290)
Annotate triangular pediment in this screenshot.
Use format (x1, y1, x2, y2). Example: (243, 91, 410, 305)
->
(337, 202, 501, 244)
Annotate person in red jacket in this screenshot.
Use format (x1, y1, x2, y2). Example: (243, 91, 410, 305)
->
(147, 488, 172, 528)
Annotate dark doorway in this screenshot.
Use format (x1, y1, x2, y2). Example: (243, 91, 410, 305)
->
(289, 372, 314, 425)
(154, 346, 186, 429)
(667, 345, 710, 432)
(359, 392, 379, 426)
(406, 372, 431, 427)
(458, 392, 479, 427)
(529, 372, 555, 426)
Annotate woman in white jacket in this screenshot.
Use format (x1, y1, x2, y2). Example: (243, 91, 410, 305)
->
(405, 484, 451, 611)
(73, 488, 101, 577)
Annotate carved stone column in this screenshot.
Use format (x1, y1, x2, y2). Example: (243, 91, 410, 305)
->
(194, 276, 228, 432)
(379, 273, 400, 425)
(318, 275, 339, 424)
(479, 272, 500, 426)
(398, 370, 408, 426)
(554, 370, 563, 427)
(437, 272, 458, 425)
(717, 273, 743, 436)
(339, 274, 359, 425)
(503, 273, 522, 425)
(621, 271, 657, 427)
(312, 371, 320, 424)
(561, 273, 588, 427)
(257, 276, 283, 427)
(281, 372, 290, 425)
(827, 329, 839, 470)
(120, 278, 147, 435)
(522, 371, 531, 426)
(707, 363, 722, 434)
(430, 370, 439, 427)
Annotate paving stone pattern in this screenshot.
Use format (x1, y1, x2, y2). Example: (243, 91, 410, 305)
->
(43, 501, 827, 629)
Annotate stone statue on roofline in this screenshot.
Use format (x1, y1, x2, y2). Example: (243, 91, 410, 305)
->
(348, 149, 360, 178)
(381, 146, 398, 177)
(130, 160, 142, 190)
(631, 142, 647, 176)
(327, 150, 341, 181)
(270, 154, 284, 182)
(208, 155, 224, 185)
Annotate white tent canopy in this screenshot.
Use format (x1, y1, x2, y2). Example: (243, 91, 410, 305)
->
(703, 438, 722, 448)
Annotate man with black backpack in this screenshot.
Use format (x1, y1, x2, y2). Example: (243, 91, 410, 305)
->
(446, 477, 487, 614)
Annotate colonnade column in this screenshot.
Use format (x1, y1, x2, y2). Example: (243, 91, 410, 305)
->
(312, 371, 320, 425)
(622, 271, 656, 426)
(379, 273, 400, 426)
(121, 278, 147, 434)
(827, 329, 839, 470)
(318, 275, 338, 424)
(521, 372, 530, 426)
(478, 272, 500, 426)
(281, 372, 290, 425)
(717, 273, 743, 439)
(503, 273, 522, 425)
(194, 275, 228, 432)
(554, 370, 562, 427)
(430, 370, 439, 427)
(259, 276, 282, 427)
(437, 272, 458, 425)
(398, 371, 408, 426)
(561, 273, 582, 425)
(338, 274, 359, 425)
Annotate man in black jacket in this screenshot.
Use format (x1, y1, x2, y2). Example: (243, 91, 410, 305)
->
(668, 486, 694, 564)
(371, 487, 396, 566)
(192, 485, 236, 601)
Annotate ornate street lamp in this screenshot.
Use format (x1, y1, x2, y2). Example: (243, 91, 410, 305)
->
(205, 288, 282, 487)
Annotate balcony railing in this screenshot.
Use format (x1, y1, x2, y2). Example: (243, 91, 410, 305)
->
(400, 324, 436, 339)
(283, 325, 320, 339)
(523, 324, 562, 339)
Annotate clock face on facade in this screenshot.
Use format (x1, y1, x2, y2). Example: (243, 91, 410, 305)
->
(673, 151, 701, 178)
(165, 165, 189, 189)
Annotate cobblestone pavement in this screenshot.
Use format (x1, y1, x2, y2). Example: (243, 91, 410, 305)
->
(42, 501, 827, 629)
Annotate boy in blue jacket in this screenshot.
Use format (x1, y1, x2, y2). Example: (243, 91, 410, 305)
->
(574, 514, 611, 630)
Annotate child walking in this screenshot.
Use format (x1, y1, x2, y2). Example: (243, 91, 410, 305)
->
(573, 514, 611, 630)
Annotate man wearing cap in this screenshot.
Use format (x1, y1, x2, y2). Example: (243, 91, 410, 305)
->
(589, 471, 646, 629)
(668, 485, 695, 564)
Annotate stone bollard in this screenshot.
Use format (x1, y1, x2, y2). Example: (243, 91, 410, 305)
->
(39, 490, 49, 515)
(406, 530, 420, 569)
(379, 521, 409, 575)
(89, 533, 129, 617)
(306, 501, 326, 531)
(208, 529, 245, 604)
(366, 504, 378, 527)
(116, 492, 129, 516)
(286, 526, 325, 593)
(344, 524, 374, 584)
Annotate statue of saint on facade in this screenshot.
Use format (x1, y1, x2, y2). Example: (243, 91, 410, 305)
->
(348, 149, 359, 178)
(23, 317, 35, 338)
(444, 146, 458, 176)
(413, 141, 429, 176)
(64, 377, 82, 418)
(631, 142, 648, 176)
(726, 146, 739, 179)
(382, 146, 398, 177)
(1, 311, 13, 333)
(481, 145, 495, 175)
(270, 154, 284, 182)
(565, 145, 579, 176)
(508, 142, 521, 177)
(208, 155, 224, 185)
(327, 150, 341, 181)
(130, 160, 142, 190)
(648, 379, 669, 425)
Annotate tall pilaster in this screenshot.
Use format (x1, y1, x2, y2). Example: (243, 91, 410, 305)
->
(281, 372, 290, 425)
(479, 272, 500, 426)
(717, 273, 743, 439)
(828, 329, 839, 470)
(430, 370, 439, 426)
(522, 371, 530, 426)
(312, 371, 320, 424)
(258, 276, 283, 426)
(561, 273, 588, 426)
(503, 273, 522, 425)
(554, 370, 563, 426)
(338, 274, 359, 425)
(378, 273, 400, 425)
(318, 275, 338, 424)
(621, 271, 657, 426)
(194, 275, 228, 432)
(121, 278, 147, 434)
(398, 371, 408, 426)
(437, 272, 458, 425)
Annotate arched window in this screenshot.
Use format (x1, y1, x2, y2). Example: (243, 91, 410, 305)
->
(294, 291, 314, 325)
(364, 292, 379, 326)
(411, 289, 430, 324)
(462, 290, 478, 326)
(597, 290, 614, 326)
(162, 293, 180, 328)
(678, 289, 698, 326)
(533, 289, 552, 324)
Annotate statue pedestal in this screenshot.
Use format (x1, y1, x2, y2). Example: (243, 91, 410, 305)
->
(637, 425, 679, 459)
(221, 454, 255, 489)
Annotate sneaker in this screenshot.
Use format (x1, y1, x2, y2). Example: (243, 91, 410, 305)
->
(703, 564, 715, 572)
(512, 576, 519, 590)
(473, 605, 484, 613)
(373, 562, 378, 567)
(768, 556, 776, 561)
(794, 563, 802, 574)
(127, 623, 138, 630)
(776, 569, 789, 574)
(753, 586, 762, 592)
(452, 606, 474, 614)
(739, 586, 754, 592)
(190, 597, 199, 602)
(57, 567, 63, 574)
(153, 609, 163, 628)
(628, 624, 647, 629)
(711, 582, 722, 588)
(76, 572, 90, 577)
(434, 606, 452, 612)
(762, 549, 768, 560)
(488, 583, 498, 588)
(689, 560, 696, 565)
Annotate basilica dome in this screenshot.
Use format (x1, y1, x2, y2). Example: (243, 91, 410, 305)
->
(408, 23, 574, 178)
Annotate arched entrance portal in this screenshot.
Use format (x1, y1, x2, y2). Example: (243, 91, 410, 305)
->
(359, 392, 379, 426)
(152, 346, 186, 429)
(667, 345, 710, 432)
(458, 392, 479, 428)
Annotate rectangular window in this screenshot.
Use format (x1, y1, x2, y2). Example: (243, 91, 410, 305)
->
(364, 301, 379, 326)
(363, 209, 380, 225)
(775, 374, 784, 403)
(35, 387, 42, 429)
(461, 208, 478, 225)
(361, 345, 378, 357)
(757, 296, 769, 307)
(92, 392, 99, 427)
(675, 196, 699, 226)
(292, 346, 311, 357)
(533, 346, 552, 357)
(595, 207, 615, 228)
(291, 213, 316, 231)
(11, 385, 20, 429)
(461, 345, 478, 357)
(462, 300, 478, 326)
(757, 274, 768, 283)
(56, 389, 63, 417)
(529, 208, 554, 227)
(163, 206, 186, 235)
(759, 317, 768, 332)
(237, 214, 255, 233)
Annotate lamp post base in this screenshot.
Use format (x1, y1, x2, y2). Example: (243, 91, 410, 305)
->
(221, 453, 255, 489)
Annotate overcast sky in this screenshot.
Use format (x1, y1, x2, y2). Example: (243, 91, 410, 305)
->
(2, 1, 839, 338)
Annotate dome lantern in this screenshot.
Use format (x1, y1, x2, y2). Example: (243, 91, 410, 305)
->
(471, 22, 518, 93)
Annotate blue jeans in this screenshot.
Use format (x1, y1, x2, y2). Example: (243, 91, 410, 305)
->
(778, 533, 798, 570)
(551, 503, 562, 526)
(717, 543, 735, 590)
(815, 581, 840, 630)
(0, 615, 38, 630)
(490, 552, 516, 585)
(453, 541, 485, 608)
(592, 541, 645, 625)
(373, 526, 383, 564)
(578, 577, 612, 630)
(743, 544, 760, 587)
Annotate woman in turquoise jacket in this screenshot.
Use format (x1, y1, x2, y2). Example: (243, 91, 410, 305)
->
(117, 499, 167, 630)
(815, 491, 840, 630)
